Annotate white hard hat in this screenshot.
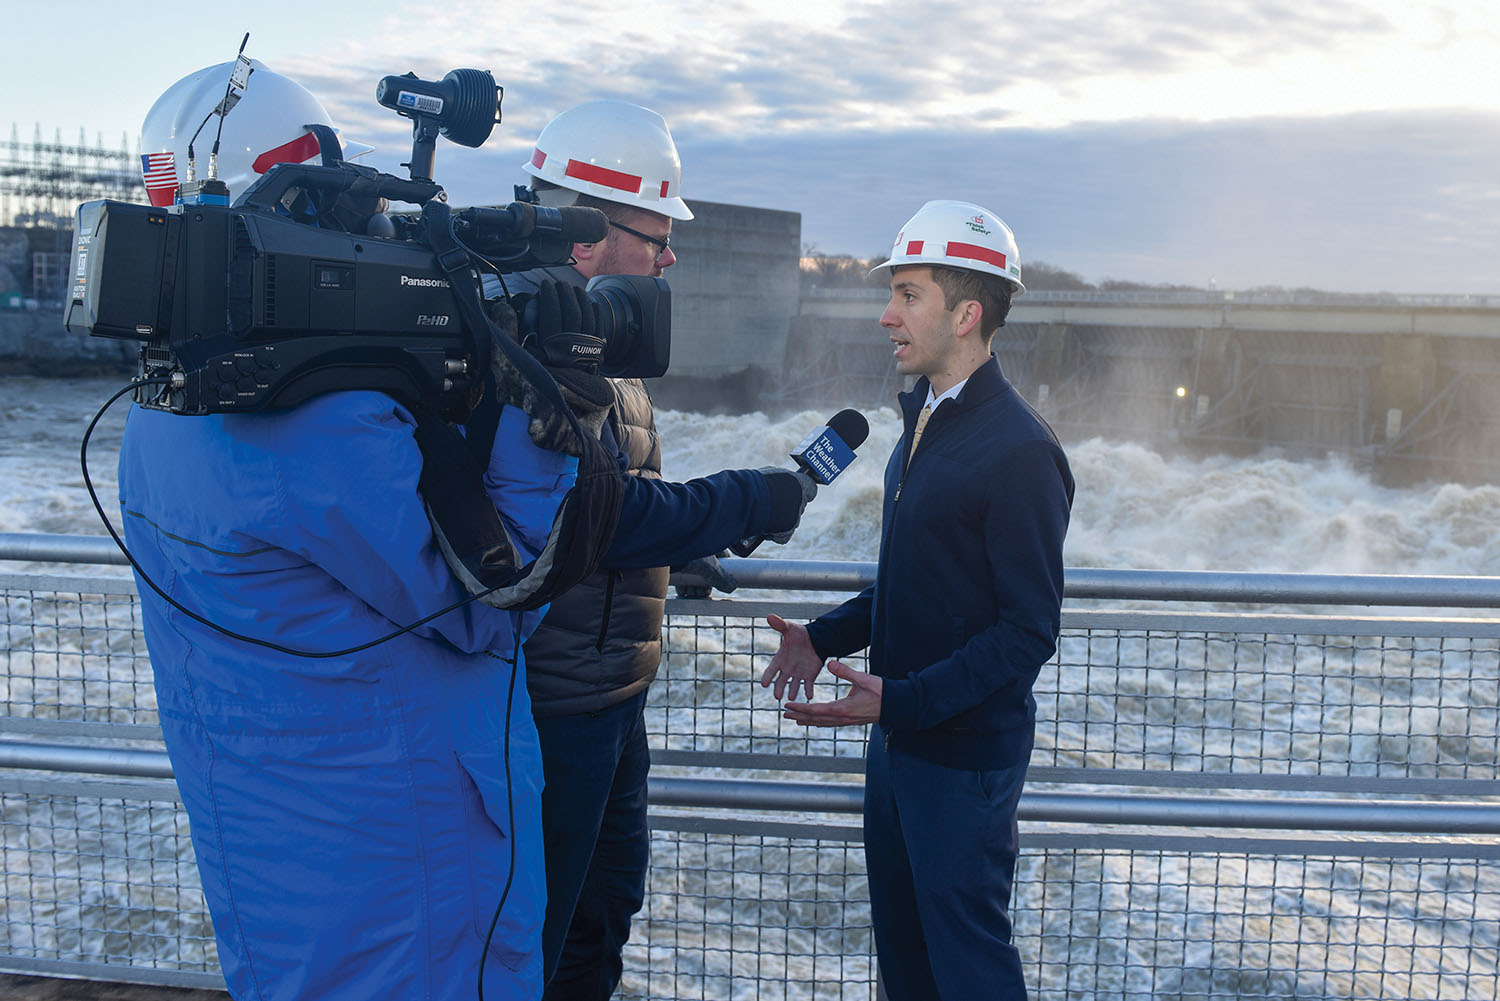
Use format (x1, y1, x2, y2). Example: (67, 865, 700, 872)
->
(870, 199, 1025, 294)
(521, 100, 693, 221)
(139, 59, 372, 206)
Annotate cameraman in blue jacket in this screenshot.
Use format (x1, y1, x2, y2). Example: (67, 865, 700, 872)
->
(121, 63, 606, 1001)
(760, 200, 1074, 1001)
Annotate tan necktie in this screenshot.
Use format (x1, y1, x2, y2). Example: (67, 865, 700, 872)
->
(905, 404, 933, 471)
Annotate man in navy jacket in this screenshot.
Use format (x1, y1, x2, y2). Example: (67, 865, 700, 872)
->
(481, 99, 814, 1001)
(761, 200, 1074, 1001)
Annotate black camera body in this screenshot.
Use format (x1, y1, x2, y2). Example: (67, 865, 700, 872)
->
(68, 190, 479, 416)
(64, 67, 672, 419)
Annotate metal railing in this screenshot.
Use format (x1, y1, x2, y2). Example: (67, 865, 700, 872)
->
(3, 534, 1500, 999)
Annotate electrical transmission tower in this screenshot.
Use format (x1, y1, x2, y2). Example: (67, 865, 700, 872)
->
(0, 124, 141, 228)
(0, 124, 143, 302)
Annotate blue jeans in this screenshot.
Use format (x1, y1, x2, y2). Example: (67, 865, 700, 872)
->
(534, 690, 651, 1001)
(865, 726, 1031, 1001)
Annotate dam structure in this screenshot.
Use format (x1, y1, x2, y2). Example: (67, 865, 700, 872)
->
(793, 287, 1500, 482)
(6, 191, 1500, 478)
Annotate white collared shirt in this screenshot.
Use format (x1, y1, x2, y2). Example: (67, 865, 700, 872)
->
(925, 376, 969, 413)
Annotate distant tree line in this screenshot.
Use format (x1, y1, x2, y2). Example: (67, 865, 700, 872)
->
(798, 247, 1390, 298)
(799, 247, 1206, 293)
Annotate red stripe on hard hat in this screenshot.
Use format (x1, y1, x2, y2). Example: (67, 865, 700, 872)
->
(945, 241, 1007, 270)
(660, 181, 669, 198)
(252, 132, 322, 175)
(905, 240, 924, 255)
(565, 158, 643, 194)
(531, 148, 547, 168)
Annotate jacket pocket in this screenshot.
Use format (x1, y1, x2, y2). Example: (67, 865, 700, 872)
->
(456, 750, 539, 972)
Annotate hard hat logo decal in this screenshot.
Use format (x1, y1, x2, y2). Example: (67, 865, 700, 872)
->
(966, 215, 992, 237)
(564, 158, 644, 195)
(141, 152, 178, 207)
(251, 131, 321, 175)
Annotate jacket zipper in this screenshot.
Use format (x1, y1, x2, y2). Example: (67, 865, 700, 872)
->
(884, 400, 929, 740)
(894, 414, 915, 503)
(595, 570, 619, 652)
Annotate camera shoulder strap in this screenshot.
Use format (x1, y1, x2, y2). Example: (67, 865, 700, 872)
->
(415, 201, 623, 610)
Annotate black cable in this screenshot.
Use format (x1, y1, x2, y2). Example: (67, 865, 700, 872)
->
(476, 634, 523, 1001)
(184, 107, 217, 174)
(82, 379, 504, 659)
(186, 35, 249, 177)
(209, 35, 251, 168)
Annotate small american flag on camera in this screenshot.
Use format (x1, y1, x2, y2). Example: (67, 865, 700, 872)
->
(141, 152, 178, 207)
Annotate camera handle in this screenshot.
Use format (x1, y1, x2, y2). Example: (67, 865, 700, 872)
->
(238, 161, 442, 214)
(408, 114, 441, 184)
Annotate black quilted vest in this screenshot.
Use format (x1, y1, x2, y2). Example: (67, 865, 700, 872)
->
(522, 378, 669, 717)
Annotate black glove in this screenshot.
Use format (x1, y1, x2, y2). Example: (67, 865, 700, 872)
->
(671, 553, 738, 596)
(486, 280, 614, 447)
(759, 467, 818, 545)
(532, 279, 606, 372)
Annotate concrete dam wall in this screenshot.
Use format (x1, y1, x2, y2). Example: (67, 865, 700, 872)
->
(795, 288, 1500, 482)
(9, 206, 1500, 480)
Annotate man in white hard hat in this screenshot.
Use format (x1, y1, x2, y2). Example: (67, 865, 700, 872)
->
(760, 201, 1075, 1000)
(491, 100, 776, 1001)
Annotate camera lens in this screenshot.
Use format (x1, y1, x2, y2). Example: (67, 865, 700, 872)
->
(587, 276, 671, 379)
(512, 275, 671, 379)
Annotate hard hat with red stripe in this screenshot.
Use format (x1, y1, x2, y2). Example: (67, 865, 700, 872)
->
(521, 100, 693, 221)
(139, 59, 372, 206)
(870, 199, 1025, 294)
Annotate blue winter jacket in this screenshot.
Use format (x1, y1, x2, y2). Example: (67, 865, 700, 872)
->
(804, 356, 1074, 770)
(119, 392, 572, 1000)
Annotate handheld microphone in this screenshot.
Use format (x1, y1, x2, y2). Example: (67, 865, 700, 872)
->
(731, 409, 870, 557)
(790, 408, 869, 485)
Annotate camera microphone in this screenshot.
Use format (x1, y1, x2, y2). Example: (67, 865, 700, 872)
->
(731, 409, 869, 557)
(540, 205, 610, 245)
(455, 204, 607, 244)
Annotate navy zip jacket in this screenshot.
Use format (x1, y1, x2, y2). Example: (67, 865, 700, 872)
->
(804, 356, 1074, 770)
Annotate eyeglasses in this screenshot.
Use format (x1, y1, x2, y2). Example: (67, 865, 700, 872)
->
(609, 220, 672, 262)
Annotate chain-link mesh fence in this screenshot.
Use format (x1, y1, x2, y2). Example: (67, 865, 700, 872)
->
(3, 574, 1499, 998)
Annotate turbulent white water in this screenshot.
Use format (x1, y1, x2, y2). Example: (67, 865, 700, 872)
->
(5, 378, 1497, 998)
(6, 375, 1500, 579)
(659, 406, 1500, 577)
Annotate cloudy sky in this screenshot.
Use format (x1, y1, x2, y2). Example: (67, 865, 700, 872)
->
(9, 0, 1498, 293)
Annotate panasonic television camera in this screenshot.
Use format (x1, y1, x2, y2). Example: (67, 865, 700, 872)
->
(64, 67, 671, 420)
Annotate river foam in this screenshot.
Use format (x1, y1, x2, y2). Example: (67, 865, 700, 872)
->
(5, 376, 1499, 578)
